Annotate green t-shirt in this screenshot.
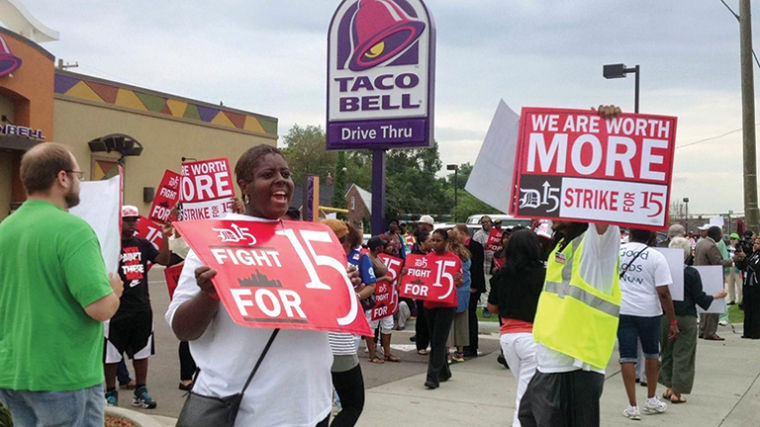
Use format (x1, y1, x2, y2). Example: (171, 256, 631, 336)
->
(0, 200, 112, 391)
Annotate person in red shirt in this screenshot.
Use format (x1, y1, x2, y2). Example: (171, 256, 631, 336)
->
(487, 229, 545, 426)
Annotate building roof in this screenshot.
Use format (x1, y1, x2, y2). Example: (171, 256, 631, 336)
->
(345, 183, 372, 215)
(53, 70, 277, 139)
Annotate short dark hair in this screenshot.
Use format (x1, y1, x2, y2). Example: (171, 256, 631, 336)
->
(707, 226, 722, 241)
(629, 228, 654, 244)
(367, 236, 387, 251)
(234, 144, 285, 187)
(20, 143, 75, 194)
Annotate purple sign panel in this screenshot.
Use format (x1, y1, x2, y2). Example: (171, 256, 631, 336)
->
(327, 0, 435, 150)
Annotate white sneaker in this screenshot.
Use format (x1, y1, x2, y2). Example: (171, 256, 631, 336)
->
(719, 320, 728, 326)
(623, 406, 641, 420)
(643, 397, 667, 414)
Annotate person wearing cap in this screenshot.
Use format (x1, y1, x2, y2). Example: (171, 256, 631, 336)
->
(727, 233, 743, 306)
(417, 215, 435, 233)
(104, 205, 171, 408)
(0, 143, 123, 426)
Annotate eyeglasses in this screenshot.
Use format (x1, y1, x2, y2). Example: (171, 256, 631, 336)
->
(66, 170, 84, 180)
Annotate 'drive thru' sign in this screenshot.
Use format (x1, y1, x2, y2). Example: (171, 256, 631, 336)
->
(510, 108, 677, 230)
(173, 218, 372, 335)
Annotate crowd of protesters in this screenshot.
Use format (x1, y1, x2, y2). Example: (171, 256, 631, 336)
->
(2, 140, 760, 427)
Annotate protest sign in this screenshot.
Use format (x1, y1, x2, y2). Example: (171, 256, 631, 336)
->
(399, 253, 460, 307)
(149, 170, 181, 224)
(180, 158, 235, 220)
(510, 108, 677, 230)
(372, 254, 403, 320)
(655, 247, 685, 301)
(136, 215, 164, 251)
(694, 265, 726, 314)
(172, 218, 372, 335)
(69, 174, 121, 275)
(164, 262, 184, 300)
(486, 228, 503, 252)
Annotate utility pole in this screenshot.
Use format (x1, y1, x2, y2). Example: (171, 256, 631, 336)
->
(741, 0, 760, 231)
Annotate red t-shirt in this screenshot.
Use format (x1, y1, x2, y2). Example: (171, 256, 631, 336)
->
(499, 317, 533, 335)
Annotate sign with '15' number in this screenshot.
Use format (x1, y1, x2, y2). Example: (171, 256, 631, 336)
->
(510, 108, 677, 230)
(399, 253, 460, 307)
(172, 218, 372, 335)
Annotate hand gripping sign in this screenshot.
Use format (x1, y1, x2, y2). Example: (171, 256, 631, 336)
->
(399, 253, 460, 307)
(180, 158, 235, 220)
(372, 253, 403, 320)
(149, 170, 181, 224)
(510, 108, 677, 230)
(172, 218, 372, 335)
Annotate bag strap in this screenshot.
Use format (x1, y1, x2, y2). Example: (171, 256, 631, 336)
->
(239, 328, 280, 396)
(619, 245, 648, 279)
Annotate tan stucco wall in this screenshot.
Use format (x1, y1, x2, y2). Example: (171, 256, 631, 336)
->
(0, 151, 12, 217)
(54, 97, 277, 214)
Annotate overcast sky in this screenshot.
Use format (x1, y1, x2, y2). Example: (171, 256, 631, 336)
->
(17, 0, 760, 216)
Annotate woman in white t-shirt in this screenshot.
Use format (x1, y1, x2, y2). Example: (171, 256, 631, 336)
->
(166, 145, 333, 427)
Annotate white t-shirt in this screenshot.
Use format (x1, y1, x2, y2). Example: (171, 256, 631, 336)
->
(619, 242, 672, 316)
(166, 240, 332, 427)
(536, 224, 620, 374)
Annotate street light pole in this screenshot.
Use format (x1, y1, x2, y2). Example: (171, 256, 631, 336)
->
(447, 164, 459, 223)
(603, 63, 640, 113)
(683, 197, 689, 233)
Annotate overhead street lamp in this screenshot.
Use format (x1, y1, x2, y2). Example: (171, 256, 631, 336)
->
(447, 164, 459, 222)
(603, 63, 640, 113)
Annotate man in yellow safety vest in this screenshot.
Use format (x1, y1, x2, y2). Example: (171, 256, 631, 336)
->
(518, 221, 621, 426)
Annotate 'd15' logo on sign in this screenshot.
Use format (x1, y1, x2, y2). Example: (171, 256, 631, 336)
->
(327, 0, 435, 150)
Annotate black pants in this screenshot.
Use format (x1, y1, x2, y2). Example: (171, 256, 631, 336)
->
(518, 370, 605, 427)
(424, 306, 455, 386)
(415, 300, 430, 351)
(178, 341, 197, 381)
(744, 284, 760, 338)
(464, 292, 481, 354)
(330, 364, 364, 427)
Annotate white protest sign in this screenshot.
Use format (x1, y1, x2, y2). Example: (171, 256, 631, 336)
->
(709, 216, 725, 228)
(694, 265, 726, 314)
(180, 157, 235, 220)
(655, 247, 684, 301)
(69, 174, 121, 275)
(465, 99, 520, 214)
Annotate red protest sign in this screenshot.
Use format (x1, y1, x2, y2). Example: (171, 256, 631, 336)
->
(486, 228, 502, 252)
(180, 158, 235, 220)
(149, 170, 181, 224)
(164, 262, 183, 300)
(172, 218, 371, 335)
(399, 253, 461, 307)
(372, 254, 403, 320)
(510, 108, 677, 230)
(136, 215, 163, 251)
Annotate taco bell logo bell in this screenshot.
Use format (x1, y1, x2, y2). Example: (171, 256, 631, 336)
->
(327, 0, 435, 150)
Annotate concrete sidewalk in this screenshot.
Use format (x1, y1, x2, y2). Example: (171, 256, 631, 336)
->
(359, 324, 759, 426)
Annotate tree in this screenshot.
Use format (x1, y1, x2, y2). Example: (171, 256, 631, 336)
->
(280, 125, 336, 187)
(331, 151, 347, 209)
(444, 162, 502, 222)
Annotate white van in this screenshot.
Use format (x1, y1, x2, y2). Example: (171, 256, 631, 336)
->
(464, 214, 531, 236)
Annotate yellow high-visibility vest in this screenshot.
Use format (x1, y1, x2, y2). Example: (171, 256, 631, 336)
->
(532, 233, 621, 370)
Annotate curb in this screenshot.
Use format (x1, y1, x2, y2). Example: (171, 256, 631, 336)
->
(106, 407, 169, 427)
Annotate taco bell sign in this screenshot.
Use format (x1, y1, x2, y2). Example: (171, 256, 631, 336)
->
(327, 0, 435, 150)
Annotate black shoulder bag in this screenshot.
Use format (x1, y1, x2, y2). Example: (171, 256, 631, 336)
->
(619, 246, 648, 279)
(176, 328, 280, 427)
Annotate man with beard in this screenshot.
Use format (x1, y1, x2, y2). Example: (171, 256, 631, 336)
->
(104, 205, 170, 408)
(0, 143, 122, 426)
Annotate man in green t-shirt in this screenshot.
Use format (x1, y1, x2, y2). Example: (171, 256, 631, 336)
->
(0, 143, 122, 427)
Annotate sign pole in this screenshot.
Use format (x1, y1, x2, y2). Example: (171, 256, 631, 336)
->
(371, 149, 386, 235)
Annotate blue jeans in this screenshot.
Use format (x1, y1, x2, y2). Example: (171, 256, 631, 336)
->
(0, 384, 104, 427)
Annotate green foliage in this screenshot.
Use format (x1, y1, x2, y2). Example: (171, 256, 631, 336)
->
(281, 124, 497, 219)
(280, 124, 336, 187)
